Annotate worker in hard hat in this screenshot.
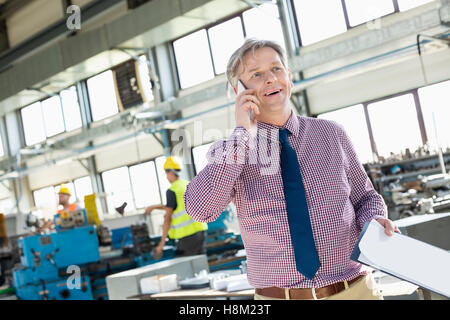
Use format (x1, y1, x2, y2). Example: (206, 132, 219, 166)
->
(144, 156, 208, 258)
(37, 185, 80, 232)
(57, 185, 80, 214)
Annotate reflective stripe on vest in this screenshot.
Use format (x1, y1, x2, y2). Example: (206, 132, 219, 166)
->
(170, 219, 195, 229)
(168, 179, 207, 239)
(172, 209, 187, 219)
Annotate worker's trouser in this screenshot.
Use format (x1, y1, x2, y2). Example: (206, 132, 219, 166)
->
(254, 273, 384, 300)
(175, 231, 207, 257)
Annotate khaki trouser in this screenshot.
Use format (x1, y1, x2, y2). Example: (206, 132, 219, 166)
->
(254, 274, 384, 300)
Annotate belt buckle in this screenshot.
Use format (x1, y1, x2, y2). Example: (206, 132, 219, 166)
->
(311, 288, 318, 300)
(344, 280, 350, 290)
(285, 288, 290, 300)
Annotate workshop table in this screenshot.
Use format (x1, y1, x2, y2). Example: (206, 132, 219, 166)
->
(128, 287, 255, 300)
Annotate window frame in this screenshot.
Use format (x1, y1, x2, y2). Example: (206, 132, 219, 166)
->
(315, 86, 434, 163)
(364, 88, 425, 161)
(207, 16, 246, 76)
(85, 69, 120, 122)
(191, 142, 215, 176)
(20, 101, 47, 147)
(59, 85, 83, 132)
(99, 157, 167, 213)
(290, 0, 403, 46)
(20, 85, 83, 147)
(129, 160, 163, 209)
(170, 10, 250, 91)
(340, 0, 398, 29)
(172, 28, 216, 90)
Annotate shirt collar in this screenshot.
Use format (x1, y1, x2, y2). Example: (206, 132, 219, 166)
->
(256, 110, 300, 141)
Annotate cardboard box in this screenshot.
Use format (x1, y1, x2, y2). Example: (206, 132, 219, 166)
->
(140, 274, 178, 294)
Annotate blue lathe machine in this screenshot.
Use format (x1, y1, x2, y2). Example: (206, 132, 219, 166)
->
(12, 209, 174, 300)
(11, 205, 245, 300)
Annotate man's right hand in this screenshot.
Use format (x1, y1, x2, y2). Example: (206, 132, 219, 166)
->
(235, 89, 260, 134)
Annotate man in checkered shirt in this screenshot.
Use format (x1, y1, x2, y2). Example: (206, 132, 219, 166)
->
(184, 38, 400, 300)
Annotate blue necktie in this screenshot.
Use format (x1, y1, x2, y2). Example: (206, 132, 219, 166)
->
(279, 128, 320, 280)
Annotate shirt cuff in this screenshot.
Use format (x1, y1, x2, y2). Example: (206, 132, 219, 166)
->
(232, 126, 251, 147)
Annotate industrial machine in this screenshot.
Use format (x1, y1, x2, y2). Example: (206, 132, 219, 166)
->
(8, 200, 243, 300)
(11, 209, 175, 300)
(12, 210, 100, 300)
(205, 206, 245, 272)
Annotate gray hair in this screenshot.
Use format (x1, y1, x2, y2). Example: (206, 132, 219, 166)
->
(226, 38, 288, 87)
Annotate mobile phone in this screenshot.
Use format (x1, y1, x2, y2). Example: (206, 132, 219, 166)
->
(236, 80, 255, 122)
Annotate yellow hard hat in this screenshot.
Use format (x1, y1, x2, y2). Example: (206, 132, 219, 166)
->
(58, 185, 71, 196)
(163, 156, 181, 171)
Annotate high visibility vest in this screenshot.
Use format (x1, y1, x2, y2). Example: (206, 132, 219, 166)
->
(168, 179, 207, 240)
(57, 203, 78, 214)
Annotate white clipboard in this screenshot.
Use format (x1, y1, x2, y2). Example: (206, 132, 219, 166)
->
(351, 219, 450, 298)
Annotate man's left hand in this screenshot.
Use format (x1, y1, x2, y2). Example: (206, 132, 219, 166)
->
(154, 243, 164, 256)
(376, 218, 401, 236)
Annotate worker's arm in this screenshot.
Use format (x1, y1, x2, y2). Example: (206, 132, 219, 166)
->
(144, 204, 165, 216)
(184, 127, 250, 223)
(154, 207, 173, 254)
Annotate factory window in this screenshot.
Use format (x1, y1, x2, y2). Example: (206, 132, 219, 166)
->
(173, 29, 215, 89)
(87, 70, 120, 122)
(397, 0, 435, 11)
(0, 181, 14, 215)
(192, 142, 214, 175)
(154, 156, 171, 204)
(101, 166, 135, 215)
(318, 104, 373, 164)
(243, 2, 285, 50)
(73, 176, 94, 208)
(418, 80, 450, 153)
(33, 186, 57, 210)
(208, 17, 245, 75)
(60, 86, 83, 131)
(21, 102, 46, 146)
(41, 96, 65, 137)
(344, 0, 395, 27)
(0, 198, 14, 215)
(292, 0, 347, 46)
(367, 93, 422, 159)
(129, 161, 161, 208)
(21, 87, 83, 146)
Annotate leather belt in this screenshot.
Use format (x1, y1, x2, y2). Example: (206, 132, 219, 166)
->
(255, 274, 366, 300)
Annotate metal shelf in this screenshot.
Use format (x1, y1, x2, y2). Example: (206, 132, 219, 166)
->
(375, 165, 450, 183)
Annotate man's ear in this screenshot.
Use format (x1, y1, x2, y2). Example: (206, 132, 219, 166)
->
(288, 69, 293, 88)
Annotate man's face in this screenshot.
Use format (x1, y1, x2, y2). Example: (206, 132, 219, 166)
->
(58, 193, 70, 205)
(238, 47, 293, 115)
(165, 170, 176, 183)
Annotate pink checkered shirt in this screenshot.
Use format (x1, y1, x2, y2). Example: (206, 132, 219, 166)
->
(184, 110, 387, 289)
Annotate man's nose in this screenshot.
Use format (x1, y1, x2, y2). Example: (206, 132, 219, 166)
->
(264, 70, 276, 84)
